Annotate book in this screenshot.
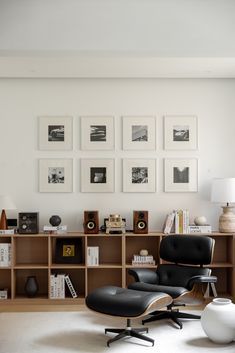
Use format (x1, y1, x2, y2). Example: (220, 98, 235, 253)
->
(50, 274, 65, 299)
(188, 225, 212, 233)
(0, 244, 11, 267)
(0, 229, 15, 235)
(64, 274, 78, 298)
(87, 246, 99, 266)
(132, 254, 155, 265)
(163, 212, 175, 234)
(174, 209, 190, 234)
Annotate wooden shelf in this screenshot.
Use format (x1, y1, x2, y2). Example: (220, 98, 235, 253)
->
(0, 231, 234, 308)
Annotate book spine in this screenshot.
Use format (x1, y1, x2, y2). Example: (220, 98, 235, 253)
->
(64, 275, 78, 298)
(175, 211, 179, 234)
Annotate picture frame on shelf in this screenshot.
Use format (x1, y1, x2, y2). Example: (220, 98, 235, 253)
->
(122, 159, 156, 192)
(55, 237, 83, 264)
(164, 115, 198, 150)
(80, 116, 114, 150)
(39, 159, 73, 193)
(81, 158, 115, 192)
(122, 116, 156, 150)
(164, 158, 198, 192)
(38, 116, 73, 150)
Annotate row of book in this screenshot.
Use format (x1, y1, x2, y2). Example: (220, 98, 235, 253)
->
(0, 243, 11, 267)
(50, 274, 77, 299)
(132, 254, 155, 265)
(87, 246, 99, 266)
(163, 210, 212, 234)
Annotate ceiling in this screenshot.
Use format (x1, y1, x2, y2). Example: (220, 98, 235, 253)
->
(1, 0, 235, 78)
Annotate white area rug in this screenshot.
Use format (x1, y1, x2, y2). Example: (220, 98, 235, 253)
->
(0, 310, 234, 353)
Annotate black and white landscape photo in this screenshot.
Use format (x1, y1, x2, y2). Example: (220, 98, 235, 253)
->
(48, 125, 65, 141)
(173, 125, 189, 141)
(132, 125, 148, 141)
(48, 167, 65, 183)
(173, 167, 189, 183)
(132, 167, 148, 183)
(90, 167, 107, 183)
(90, 125, 107, 142)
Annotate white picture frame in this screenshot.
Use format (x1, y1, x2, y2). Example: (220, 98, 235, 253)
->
(81, 116, 114, 150)
(39, 159, 73, 193)
(38, 116, 73, 150)
(164, 115, 198, 150)
(123, 159, 156, 193)
(122, 116, 156, 150)
(164, 158, 198, 192)
(81, 159, 115, 192)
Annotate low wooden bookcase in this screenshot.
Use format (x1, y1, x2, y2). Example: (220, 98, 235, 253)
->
(0, 232, 234, 309)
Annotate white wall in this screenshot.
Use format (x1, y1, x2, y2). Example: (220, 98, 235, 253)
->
(0, 78, 235, 231)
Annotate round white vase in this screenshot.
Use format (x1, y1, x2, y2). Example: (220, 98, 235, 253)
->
(201, 298, 235, 344)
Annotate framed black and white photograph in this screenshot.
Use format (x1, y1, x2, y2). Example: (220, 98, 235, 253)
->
(164, 158, 198, 192)
(123, 159, 156, 192)
(122, 116, 156, 150)
(38, 116, 73, 150)
(81, 159, 115, 192)
(81, 116, 114, 150)
(39, 159, 73, 192)
(164, 116, 198, 150)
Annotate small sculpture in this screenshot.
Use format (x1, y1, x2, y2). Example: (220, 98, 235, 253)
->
(49, 215, 62, 227)
(194, 216, 207, 226)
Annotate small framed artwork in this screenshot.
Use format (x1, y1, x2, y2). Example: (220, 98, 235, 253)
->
(39, 159, 73, 192)
(38, 116, 73, 150)
(81, 159, 115, 192)
(164, 116, 198, 150)
(81, 116, 114, 150)
(55, 237, 83, 264)
(122, 116, 156, 150)
(123, 159, 156, 192)
(164, 158, 198, 192)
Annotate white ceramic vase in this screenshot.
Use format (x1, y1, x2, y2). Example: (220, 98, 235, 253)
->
(201, 298, 235, 344)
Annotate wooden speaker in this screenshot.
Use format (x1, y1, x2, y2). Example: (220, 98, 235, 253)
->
(133, 210, 148, 234)
(84, 211, 99, 234)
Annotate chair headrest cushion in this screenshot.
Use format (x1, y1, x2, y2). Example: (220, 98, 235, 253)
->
(160, 235, 214, 265)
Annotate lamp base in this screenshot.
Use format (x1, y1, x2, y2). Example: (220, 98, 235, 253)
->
(0, 209, 8, 230)
(219, 206, 235, 233)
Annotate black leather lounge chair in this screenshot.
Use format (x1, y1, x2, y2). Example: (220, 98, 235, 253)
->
(128, 234, 217, 329)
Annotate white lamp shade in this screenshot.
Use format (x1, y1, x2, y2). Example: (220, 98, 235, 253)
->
(211, 178, 235, 203)
(0, 195, 16, 210)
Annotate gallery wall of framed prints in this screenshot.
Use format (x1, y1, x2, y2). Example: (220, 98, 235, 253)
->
(37, 115, 198, 194)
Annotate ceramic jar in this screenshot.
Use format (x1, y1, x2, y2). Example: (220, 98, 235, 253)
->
(24, 276, 39, 298)
(201, 298, 235, 343)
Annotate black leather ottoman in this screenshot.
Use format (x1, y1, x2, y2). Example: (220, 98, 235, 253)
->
(86, 285, 172, 346)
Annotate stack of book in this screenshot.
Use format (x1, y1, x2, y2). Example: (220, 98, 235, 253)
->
(50, 273, 77, 299)
(87, 246, 99, 266)
(0, 243, 11, 267)
(43, 225, 67, 234)
(187, 225, 212, 233)
(132, 254, 155, 266)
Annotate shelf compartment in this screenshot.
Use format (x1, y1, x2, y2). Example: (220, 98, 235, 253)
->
(14, 236, 48, 265)
(87, 235, 122, 265)
(87, 268, 122, 294)
(211, 235, 234, 264)
(14, 269, 48, 299)
(51, 268, 85, 298)
(211, 267, 234, 297)
(51, 236, 85, 266)
(125, 235, 160, 265)
(0, 269, 11, 299)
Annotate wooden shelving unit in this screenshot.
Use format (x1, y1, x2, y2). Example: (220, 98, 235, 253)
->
(0, 232, 234, 309)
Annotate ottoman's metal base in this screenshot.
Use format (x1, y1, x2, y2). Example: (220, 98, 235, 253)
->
(105, 318, 154, 347)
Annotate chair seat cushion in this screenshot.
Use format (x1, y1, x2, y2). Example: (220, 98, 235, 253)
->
(128, 282, 188, 299)
(86, 285, 171, 317)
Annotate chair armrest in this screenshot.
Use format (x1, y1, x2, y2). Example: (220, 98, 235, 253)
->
(128, 268, 159, 284)
(188, 275, 217, 289)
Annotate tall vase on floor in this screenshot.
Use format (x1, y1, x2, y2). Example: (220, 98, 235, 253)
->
(24, 276, 39, 298)
(201, 298, 235, 343)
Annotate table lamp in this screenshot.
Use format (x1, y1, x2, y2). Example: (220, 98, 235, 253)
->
(211, 178, 235, 232)
(0, 195, 16, 230)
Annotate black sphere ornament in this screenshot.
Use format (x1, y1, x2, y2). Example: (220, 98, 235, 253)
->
(49, 215, 61, 227)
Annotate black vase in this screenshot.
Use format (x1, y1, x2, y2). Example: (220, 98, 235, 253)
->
(24, 276, 39, 297)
